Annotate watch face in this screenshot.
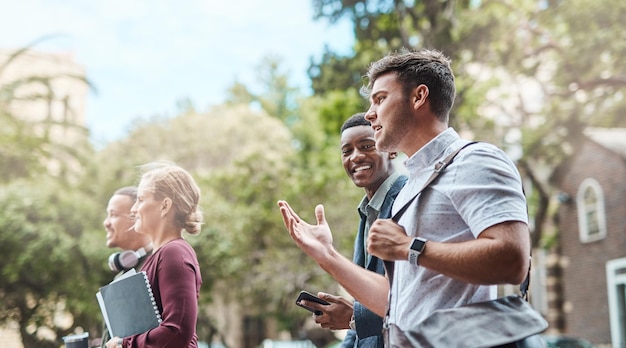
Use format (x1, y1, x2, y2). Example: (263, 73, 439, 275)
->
(410, 238, 426, 252)
(409, 238, 427, 265)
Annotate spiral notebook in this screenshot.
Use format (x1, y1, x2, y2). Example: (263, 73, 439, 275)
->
(96, 269, 162, 338)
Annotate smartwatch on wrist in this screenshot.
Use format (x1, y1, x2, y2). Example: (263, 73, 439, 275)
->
(408, 237, 428, 266)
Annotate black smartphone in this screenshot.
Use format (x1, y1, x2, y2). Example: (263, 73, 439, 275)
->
(295, 291, 330, 315)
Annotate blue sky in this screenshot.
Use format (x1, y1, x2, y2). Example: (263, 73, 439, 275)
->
(0, 0, 354, 146)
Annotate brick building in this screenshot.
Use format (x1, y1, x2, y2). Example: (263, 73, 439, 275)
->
(552, 127, 626, 347)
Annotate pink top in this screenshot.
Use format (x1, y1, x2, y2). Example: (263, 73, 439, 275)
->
(125, 239, 202, 348)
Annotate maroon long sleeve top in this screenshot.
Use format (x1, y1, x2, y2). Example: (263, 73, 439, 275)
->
(124, 238, 202, 348)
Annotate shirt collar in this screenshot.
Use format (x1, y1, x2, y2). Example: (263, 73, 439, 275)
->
(358, 171, 401, 214)
(404, 127, 460, 176)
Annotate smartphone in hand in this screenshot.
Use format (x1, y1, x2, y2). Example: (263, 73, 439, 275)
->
(295, 291, 330, 315)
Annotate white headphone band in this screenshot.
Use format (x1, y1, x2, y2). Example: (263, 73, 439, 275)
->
(108, 243, 153, 272)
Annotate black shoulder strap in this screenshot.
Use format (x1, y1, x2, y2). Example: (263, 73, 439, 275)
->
(383, 140, 531, 307)
(385, 141, 477, 291)
(391, 141, 478, 223)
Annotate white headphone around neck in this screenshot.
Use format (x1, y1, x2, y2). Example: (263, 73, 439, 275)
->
(108, 244, 153, 272)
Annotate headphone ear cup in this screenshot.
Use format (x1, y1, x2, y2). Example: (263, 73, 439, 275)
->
(108, 252, 122, 272)
(108, 250, 140, 272)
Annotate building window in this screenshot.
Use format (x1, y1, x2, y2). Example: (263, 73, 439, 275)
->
(606, 258, 626, 348)
(576, 178, 607, 242)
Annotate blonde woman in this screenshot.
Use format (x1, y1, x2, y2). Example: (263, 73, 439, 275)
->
(106, 162, 202, 348)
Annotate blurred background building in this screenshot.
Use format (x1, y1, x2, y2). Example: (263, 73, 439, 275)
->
(0, 47, 88, 348)
(550, 127, 626, 346)
(0, 48, 89, 178)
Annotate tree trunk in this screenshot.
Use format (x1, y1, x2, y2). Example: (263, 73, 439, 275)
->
(544, 245, 566, 333)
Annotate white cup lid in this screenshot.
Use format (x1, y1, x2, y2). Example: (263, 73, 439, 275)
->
(62, 332, 89, 342)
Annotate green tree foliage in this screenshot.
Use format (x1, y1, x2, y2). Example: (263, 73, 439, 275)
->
(456, 0, 626, 246)
(313, 0, 465, 49)
(0, 178, 109, 348)
(225, 55, 300, 125)
(288, 95, 366, 263)
(309, 0, 472, 95)
(0, 96, 47, 182)
(307, 48, 367, 98)
(229, 59, 372, 337)
(0, 43, 93, 184)
(307, 0, 489, 144)
(0, 41, 103, 348)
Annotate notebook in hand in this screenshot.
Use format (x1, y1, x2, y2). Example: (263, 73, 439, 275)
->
(96, 270, 162, 338)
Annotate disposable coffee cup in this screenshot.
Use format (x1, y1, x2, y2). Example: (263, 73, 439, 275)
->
(63, 332, 89, 348)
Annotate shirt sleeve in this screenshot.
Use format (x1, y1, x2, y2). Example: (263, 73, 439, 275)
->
(449, 144, 529, 236)
(341, 329, 357, 348)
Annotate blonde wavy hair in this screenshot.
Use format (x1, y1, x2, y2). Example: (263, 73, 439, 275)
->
(138, 161, 203, 234)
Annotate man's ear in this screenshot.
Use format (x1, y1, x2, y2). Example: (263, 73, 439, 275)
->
(413, 85, 429, 109)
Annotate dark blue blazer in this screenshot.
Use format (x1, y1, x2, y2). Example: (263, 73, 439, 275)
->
(341, 175, 407, 348)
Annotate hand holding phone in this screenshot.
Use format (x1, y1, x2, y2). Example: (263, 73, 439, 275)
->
(295, 291, 330, 315)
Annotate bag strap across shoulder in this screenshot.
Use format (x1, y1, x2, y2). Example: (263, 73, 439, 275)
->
(390, 141, 478, 223)
(383, 141, 531, 320)
(384, 141, 477, 289)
